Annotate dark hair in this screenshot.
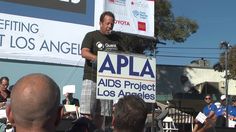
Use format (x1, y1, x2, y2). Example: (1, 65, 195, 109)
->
(65, 117, 96, 132)
(100, 11, 115, 23)
(113, 95, 148, 132)
(0, 76, 9, 84)
(204, 94, 212, 98)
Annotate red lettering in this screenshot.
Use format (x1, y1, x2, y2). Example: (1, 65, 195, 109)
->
(115, 20, 130, 26)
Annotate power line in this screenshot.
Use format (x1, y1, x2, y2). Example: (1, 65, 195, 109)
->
(157, 51, 221, 55)
(157, 46, 220, 50)
(156, 54, 219, 60)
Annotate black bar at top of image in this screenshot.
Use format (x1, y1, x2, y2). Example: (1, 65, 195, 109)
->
(0, 0, 86, 14)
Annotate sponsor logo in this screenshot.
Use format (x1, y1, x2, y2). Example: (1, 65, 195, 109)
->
(96, 41, 118, 51)
(105, 43, 117, 48)
(96, 41, 105, 50)
(130, 0, 148, 8)
(108, 0, 126, 6)
(115, 20, 130, 26)
(132, 10, 148, 19)
(132, 10, 139, 18)
(138, 21, 146, 31)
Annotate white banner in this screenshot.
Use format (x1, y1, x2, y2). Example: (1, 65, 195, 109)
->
(96, 51, 156, 103)
(0, 13, 88, 66)
(0, 0, 103, 66)
(105, 0, 155, 37)
(0, 0, 155, 66)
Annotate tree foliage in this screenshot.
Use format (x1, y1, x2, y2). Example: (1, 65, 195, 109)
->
(228, 46, 236, 79)
(125, 0, 199, 54)
(155, 0, 198, 43)
(216, 45, 236, 79)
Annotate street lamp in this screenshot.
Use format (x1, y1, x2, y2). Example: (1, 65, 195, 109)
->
(220, 41, 231, 127)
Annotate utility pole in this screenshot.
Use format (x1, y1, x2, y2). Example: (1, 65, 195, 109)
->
(220, 41, 231, 127)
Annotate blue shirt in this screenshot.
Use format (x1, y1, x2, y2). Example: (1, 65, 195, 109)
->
(228, 106, 236, 117)
(203, 103, 217, 116)
(215, 105, 227, 117)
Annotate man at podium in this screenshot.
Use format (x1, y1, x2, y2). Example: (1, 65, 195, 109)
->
(80, 11, 126, 129)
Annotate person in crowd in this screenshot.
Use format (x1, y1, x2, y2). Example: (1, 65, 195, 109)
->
(112, 95, 148, 132)
(0, 76, 11, 109)
(228, 96, 236, 122)
(62, 92, 80, 119)
(6, 73, 63, 132)
(202, 94, 217, 119)
(215, 95, 227, 127)
(193, 94, 217, 132)
(215, 95, 227, 116)
(80, 11, 126, 128)
(0, 76, 10, 102)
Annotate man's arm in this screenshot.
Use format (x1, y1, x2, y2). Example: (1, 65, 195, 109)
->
(207, 111, 215, 119)
(81, 48, 97, 62)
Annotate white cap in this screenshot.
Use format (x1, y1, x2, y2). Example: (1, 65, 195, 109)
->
(63, 85, 75, 95)
(220, 95, 226, 100)
(214, 102, 221, 108)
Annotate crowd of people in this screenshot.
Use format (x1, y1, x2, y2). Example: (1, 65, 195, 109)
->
(2, 74, 236, 132)
(193, 94, 236, 132)
(3, 72, 236, 132)
(0, 73, 149, 132)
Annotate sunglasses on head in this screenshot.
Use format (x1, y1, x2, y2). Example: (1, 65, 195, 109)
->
(205, 97, 211, 100)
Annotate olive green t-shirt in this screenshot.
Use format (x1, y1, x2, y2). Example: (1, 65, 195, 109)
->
(81, 30, 126, 82)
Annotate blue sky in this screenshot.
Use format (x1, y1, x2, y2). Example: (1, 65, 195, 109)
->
(156, 0, 236, 66)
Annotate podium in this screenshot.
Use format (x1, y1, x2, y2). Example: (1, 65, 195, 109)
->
(96, 51, 157, 129)
(96, 51, 156, 103)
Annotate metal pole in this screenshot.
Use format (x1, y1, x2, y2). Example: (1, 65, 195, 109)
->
(225, 47, 229, 127)
(220, 41, 230, 127)
(151, 103, 154, 132)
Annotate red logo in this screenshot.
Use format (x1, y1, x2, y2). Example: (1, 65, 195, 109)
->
(138, 21, 146, 31)
(115, 20, 130, 26)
